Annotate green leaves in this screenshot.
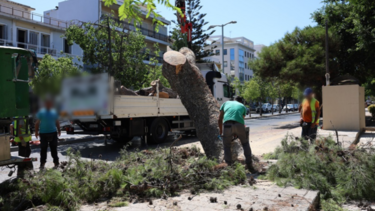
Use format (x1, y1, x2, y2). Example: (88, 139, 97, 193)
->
(103, 0, 181, 31)
(265, 135, 375, 206)
(64, 17, 160, 90)
(30, 54, 81, 96)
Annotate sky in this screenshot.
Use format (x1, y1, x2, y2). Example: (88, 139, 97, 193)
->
(14, 0, 324, 46)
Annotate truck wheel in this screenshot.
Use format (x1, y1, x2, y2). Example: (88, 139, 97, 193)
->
(148, 118, 169, 144)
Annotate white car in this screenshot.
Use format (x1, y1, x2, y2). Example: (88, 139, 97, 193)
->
(272, 104, 280, 112)
(262, 103, 273, 113)
(283, 104, 294, 112)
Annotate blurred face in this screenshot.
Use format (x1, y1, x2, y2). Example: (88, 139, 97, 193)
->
(45, 100, 53, 110)
(305, 93, 313, 100)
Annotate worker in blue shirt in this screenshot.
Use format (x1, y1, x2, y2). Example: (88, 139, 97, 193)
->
(35, 98, 60, 169)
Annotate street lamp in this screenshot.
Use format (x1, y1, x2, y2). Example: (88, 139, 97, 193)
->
(208, 21, 237, 73)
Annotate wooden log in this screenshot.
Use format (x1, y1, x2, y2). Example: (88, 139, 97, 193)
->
(162, 48, 223, 160)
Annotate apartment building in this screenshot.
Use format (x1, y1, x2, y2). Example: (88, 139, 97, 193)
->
(204, 36, 256, 83)
(44, 0, 171, 64)
(0, 0, 82, 64)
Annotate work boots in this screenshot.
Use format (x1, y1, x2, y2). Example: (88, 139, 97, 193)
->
(246, 163, 258, 174)
(39, 162, 45, 170)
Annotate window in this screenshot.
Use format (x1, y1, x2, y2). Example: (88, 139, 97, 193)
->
(224, 61, 228, 67)
(223, 84, 233, 98)
(230, 48, 235, 70)
(245, 63, 247, 69)
(215, 49, 220, 55)
(238, 49, 245, 82)
(63, 38, 71, 54)
(0, 25, 8, 40)
(17, 29, 27, 48)
(224, 49, 227, 55)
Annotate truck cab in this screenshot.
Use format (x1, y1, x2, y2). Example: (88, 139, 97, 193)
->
(196, 63, 234, 105)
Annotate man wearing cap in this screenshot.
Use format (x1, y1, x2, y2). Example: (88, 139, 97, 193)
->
(300, 88, 320, 142)
(218, 96, 256, 173)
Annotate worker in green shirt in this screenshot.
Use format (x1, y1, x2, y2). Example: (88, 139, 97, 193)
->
(218, 96, 256, 173)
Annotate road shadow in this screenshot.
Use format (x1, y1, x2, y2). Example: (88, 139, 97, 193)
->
(52, 134, 200, 162)
(274, 123, 300, 129)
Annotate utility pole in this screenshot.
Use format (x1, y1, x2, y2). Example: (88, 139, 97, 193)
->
(107, 16, 113, 76)
(222, 25, 224, 73)
(325, 20, 330, 86)
(208, 21, 237, 73)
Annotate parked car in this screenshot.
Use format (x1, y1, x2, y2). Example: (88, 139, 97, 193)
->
(283, 104, 294, 112)
(272, 104, 280, 112)
(294, 104, 300, 111)
(257, 103, 272, 113)
(249, 105, 257, 111)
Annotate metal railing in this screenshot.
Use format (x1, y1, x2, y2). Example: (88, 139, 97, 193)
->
(103, 16, 168, 42)
(0, 39, 57, 56)
(0, 4, 69, 28)
(15, 42, 57, 56)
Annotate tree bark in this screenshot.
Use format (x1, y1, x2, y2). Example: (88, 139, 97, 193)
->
(162, 48, 223, 160)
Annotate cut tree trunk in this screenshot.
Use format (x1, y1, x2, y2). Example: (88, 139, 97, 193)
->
(162, 48, 223, 160)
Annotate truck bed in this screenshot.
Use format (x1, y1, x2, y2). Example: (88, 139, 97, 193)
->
(113, 95, 188, 118)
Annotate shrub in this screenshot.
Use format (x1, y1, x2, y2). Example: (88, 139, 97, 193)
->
(368, 104, 375, 117)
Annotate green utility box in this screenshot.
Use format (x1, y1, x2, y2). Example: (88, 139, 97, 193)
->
(0, 46, 35, 119)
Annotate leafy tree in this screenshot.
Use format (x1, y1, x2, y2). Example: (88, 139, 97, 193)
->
(242, 76, 271, 116)
(249, 26, 340, 101)
(170, 28, 188, 52)
(231, 77, 245, 96)
(242, 79, 260, 117)
(103, 0, 180, 30)
(65, 17, 161, 90)
(312, 0, 375, 85)
(30, 54, 81, 96)
(268, 80, 279, 115)
(171, 0, 216, 61)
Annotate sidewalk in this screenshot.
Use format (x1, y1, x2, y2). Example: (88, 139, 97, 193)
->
(80, 181, 319, 211)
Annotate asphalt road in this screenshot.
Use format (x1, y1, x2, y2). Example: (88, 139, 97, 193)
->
(0, 113, 300, 183)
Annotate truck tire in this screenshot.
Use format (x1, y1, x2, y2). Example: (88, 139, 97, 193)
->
(148, 118, 169, 144)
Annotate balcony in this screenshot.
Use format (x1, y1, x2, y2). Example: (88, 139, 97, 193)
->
(102, 16, 168, 42)
(0, 39, 57, 57)
(0, 5, 69, 28)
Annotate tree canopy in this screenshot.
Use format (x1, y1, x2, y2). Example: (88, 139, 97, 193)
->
(30, 54, 81, 96)
(313, 0, 375, 94)
(64, 17, 162, 90)
(103, 0, 180, 30)
(249, 26, 340, 91)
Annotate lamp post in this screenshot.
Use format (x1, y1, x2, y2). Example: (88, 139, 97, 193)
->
(208, 21, 237, 73)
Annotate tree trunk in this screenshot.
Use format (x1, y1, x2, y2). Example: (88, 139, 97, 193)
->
(162, 48, 223, 160)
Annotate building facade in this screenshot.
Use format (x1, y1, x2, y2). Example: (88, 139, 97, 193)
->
(0, 0, 82, 64)
(204, 36, 256, 83)
(44, 0, 171, 64)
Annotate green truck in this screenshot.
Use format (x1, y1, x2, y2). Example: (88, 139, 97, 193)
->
(0, 46, 37, 168)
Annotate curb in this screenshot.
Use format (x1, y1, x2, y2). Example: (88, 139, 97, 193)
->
(10, 136, 105, 152)
(245, 112, 298, 120)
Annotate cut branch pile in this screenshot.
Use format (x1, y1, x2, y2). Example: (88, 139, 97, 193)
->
(0, 146, 247, 211)
(263, 135, 375, 209)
